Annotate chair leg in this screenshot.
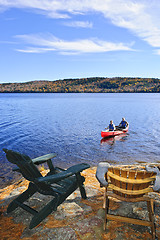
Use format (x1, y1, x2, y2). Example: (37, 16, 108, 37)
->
(103, 189, 107, 209)
(30, 185, 79, 228)
(29, 196, 59, 229)
(7, 182, 37, 213)
(147, 199, 156, 240)
(76, 173, 87, 199)
(104, 196, 109, 231)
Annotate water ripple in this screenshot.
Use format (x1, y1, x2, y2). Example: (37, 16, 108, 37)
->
(1, 93, 160, 187)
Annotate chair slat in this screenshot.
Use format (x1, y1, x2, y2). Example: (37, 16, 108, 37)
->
(108, 184, 153, 195)
(133, 171, 145, 197)
(134, 171, 145, 190)
(127, 171, 136, 192)
(120, 169, 128, 198)
(107, 171, 155, 184)
(121, 169, 128, 189)
(113, 168, 121, 187)
(108, 167, 121, 196)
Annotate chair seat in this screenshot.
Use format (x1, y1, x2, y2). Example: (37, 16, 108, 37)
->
(46, 167, 85, 195)
(50, 175, 85, 194)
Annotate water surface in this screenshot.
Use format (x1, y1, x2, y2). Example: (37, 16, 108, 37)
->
(0, 93, 160, 186)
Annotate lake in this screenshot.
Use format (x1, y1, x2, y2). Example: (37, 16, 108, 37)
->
(0, 93, 160, 187)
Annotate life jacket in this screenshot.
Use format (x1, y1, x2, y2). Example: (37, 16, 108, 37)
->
(121, 120, 127, 128)
(109, 123, 114, 131)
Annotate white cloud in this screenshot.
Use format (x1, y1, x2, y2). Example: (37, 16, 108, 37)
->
(1, 0, 160, 48)
(16, 47, 56, 53)
(15, 33, 134, 54)
(63, 21, 93, 28)
(101, 1, 160, 48)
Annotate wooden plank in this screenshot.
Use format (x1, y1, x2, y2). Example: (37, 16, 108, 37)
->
(134, 171, 144, 190)
(108, 184, 153, 195)
(106, 192, 150, 202)
(133, 171, 144, 198)
(107, 171, 155, 184)
(107, 214, 151, 227)
(108, 168, 115, 185)
(103, 188, 107, 209)
(147, 199, 156, 239)
(112, 168, 121, 186)
(32, 153, 56, 164)
(108, 167, 117, 195)
(112, 167, 121, 196)
(120, 169, 128, 198)
(127, 170, 136, 191)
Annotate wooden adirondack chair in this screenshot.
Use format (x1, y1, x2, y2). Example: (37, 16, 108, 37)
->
(96, 164, 157, 240)
(3, 148, 90, 229)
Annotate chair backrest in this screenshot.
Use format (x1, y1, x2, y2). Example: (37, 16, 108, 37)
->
(106, 166, 157, 199)
(3, 148, 42, 181)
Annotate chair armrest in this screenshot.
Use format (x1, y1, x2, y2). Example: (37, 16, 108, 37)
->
(37, 163, 90, 184)
(13, 167, 21, 172)
(32, 153, 56, 165)
(146, 165, 160, 192)
(96, 162, 110, 187)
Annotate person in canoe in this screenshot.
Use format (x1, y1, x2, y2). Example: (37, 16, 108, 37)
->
(118, 117, 128, 129)
(106, 120, 116, 131)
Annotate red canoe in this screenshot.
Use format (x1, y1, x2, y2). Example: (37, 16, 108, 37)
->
(101, 124, 129, 138)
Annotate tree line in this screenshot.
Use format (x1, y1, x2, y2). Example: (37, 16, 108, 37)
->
(0, 77, 160, 93)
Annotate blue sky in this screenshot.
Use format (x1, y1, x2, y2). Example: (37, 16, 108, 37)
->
(0, 0, 160, 83)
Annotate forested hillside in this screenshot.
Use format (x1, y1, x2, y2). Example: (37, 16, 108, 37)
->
(0, 77, 160, 93)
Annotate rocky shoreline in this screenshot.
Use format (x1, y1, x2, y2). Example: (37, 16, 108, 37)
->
(0, 167, 160, 240)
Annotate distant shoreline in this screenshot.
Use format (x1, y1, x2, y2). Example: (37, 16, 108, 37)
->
(0, 77, 160, 93)
(1, 92, 160, 93)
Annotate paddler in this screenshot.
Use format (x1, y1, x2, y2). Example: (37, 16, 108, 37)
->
(119, 117, 128, 129)
(107, 120, 116, 131)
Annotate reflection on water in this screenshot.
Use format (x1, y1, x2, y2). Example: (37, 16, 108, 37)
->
(0, 93, 160, 187)
(100, 133, 128, 145)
